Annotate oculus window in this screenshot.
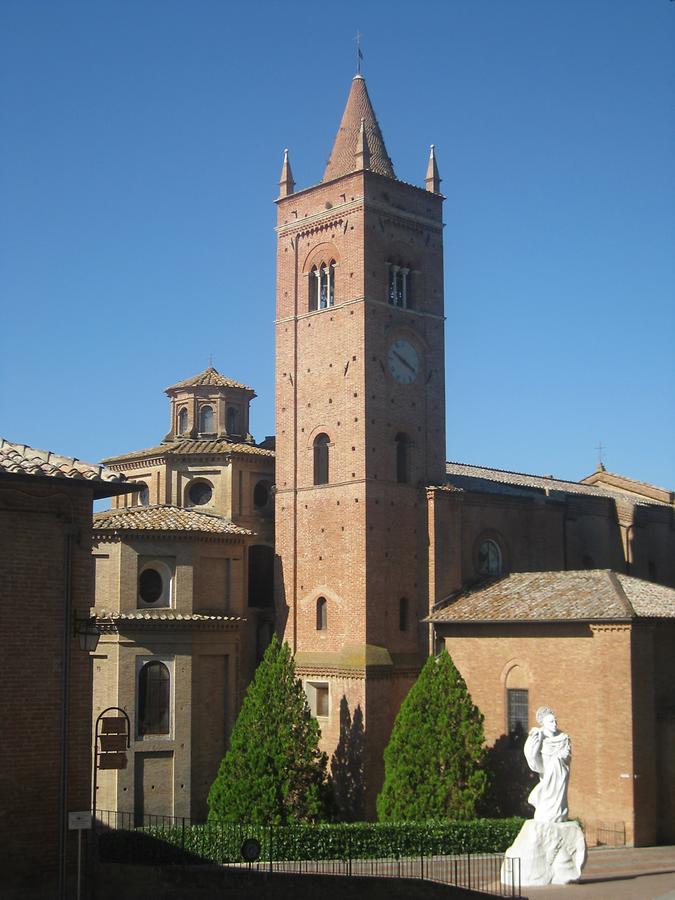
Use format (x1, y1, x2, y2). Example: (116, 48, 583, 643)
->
(188, 480, 213, 506)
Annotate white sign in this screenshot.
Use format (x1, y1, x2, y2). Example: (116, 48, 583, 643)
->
(68, 811, 92, 830)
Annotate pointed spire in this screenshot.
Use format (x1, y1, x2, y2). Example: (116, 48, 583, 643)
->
(354, 118, 371, 171)
(278, 148, 295, 198)
(425, 144, 441, 194)
(323, 75, 395, 182)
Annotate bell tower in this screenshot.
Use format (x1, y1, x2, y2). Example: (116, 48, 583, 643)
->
(275, 73, 445, 815)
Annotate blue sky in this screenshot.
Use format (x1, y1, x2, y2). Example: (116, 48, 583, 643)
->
(1, 0, 674, 488)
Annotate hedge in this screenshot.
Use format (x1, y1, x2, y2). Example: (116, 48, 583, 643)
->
(98, 818, 524, 866)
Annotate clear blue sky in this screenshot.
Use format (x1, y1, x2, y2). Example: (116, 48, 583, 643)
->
(2, 0, 674, 488)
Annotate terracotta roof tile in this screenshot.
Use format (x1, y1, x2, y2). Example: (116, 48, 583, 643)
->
(165, 366, 254, 393)
(102, 439, 274, 465)
(0, 437, 130, 489)
(92, 505, 251, 536)
(445, 461, 610, 498)
(427, 570, 675, 624)
(95, 610, 243, 623)
(323, 75, 395, 182)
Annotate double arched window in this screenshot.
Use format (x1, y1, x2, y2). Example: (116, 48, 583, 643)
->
(313, 434, 330, 485)
(199, 405, 214, 434)
(309, 260, 336, 311)
(388, 262, 412, 308)
(138, 660, 170, 736)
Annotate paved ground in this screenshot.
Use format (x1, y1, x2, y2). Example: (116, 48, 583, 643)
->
(523, 845, 675, 900)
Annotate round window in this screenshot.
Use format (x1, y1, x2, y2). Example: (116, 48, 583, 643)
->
(188, 481, 213, 505)
(253, 480, 270, 509)
(139, 568, 163, 604)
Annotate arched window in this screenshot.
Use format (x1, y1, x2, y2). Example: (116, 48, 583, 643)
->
(177, 407, 188, 435)
(226, 406, 238, 435)
(309, 260, 335, 311)
(399, 597, 409, 631)
(316, 596, 327, 631)
(138, 661, 170, 736)
(395, 433, 409, 484)
(199, 405, 214, 433)
(478, 539, 502, 577)
(138, 484, 149, 507)
(388, 263, 412, 308)
(313, 433, 330, 485)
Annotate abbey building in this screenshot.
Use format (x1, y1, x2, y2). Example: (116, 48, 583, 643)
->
(91, 73, 675, 844)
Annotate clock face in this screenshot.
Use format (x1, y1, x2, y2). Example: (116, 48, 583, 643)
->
(387, 339, 420, 385)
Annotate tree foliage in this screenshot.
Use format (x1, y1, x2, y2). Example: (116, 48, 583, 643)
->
(377, 650, 488, 822)
(207, 635, 329, 824)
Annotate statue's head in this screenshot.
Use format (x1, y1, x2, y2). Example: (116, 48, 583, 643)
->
(536, 706, 558, 735)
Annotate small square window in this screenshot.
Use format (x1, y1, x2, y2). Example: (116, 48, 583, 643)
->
(306, 681, 329, 718)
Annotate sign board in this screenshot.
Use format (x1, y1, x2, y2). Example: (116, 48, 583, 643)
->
(99, 734, 127, 752)
(68, 811, 92, 831)
(98, 752, 128, 770)
(100, 716, 127, 734)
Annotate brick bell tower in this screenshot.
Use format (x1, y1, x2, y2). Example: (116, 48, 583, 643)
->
(275, 73, 445, 816)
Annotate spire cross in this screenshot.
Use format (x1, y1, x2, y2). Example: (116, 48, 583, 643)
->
(355, 30, 363, 74)
(595, 440, 605, 468)
(208, 353, 214, 368)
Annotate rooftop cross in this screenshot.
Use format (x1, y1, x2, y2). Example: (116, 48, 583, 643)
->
(595, 440, 606, 470)
(355, 30, 363, 75)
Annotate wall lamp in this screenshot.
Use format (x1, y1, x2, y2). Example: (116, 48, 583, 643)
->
(73, 615, 101, 653)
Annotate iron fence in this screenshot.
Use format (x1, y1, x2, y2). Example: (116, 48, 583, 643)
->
(94, 811, 522, 897)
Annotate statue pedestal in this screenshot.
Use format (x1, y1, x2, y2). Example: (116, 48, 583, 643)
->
(500, 820, 587, 886)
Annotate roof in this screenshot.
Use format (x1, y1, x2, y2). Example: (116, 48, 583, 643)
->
(323, 75, 395, 182)
(165, 366, 254, 393)
(427, 570, 675, 625)
(0, 437, 133, 498)
(579, 468, 674, 505)
(445, 461, 611, 498)
(92, 505, 251, 536)
(444, 461, 672, 507)
(102, 438, 274, 465)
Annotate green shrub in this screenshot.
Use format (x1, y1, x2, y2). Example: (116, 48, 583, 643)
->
(207, 636, 330, 824)
(378, 651, 488, 822)
(98, 818, 524, 865)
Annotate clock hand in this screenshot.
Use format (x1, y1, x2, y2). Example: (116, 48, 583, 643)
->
(393, 351, 415, 373)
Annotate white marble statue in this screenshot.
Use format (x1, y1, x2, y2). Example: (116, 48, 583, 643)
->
(501, 706, 586, 887)
(524, 706, 571, 823)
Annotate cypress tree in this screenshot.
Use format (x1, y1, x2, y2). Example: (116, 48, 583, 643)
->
(377, 650, 488, 821)
(207, 635, 329, 824)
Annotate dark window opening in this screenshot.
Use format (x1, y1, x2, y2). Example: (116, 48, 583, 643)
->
(313, 433, 330, 485)
(395, 433, 409, 483)
(139, 569, 163, 604)
(315, 685, 329, 717)
(138, 661, 170, 735)
(399, 597, 409, 631)
(316, 596, 327, 630)
(507, 688, 528, 747)
(253, 480, 271, 509)
(248, 544, 274, 608)
(227, 407, 238, 435)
